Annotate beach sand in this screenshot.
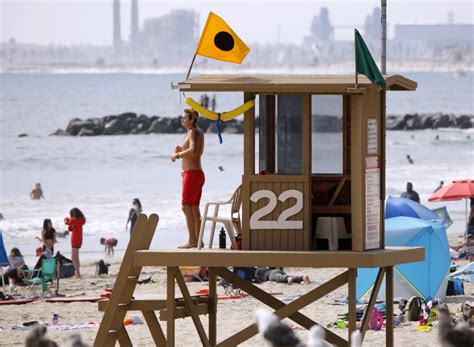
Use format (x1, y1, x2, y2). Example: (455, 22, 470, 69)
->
(1, 236, 472, 346)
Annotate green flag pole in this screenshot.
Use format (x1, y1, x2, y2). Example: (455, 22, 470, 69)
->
(354, 29, 358, 89)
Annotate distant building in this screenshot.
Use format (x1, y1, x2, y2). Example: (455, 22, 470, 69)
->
(393, 24, 473, 45)
(130, 0, 139, 49)
(391, 23, 473, 61)
(310, 8, 334, 43)
(137, 9, 199, 66)
(113, 0, 122, 55)
(364, 7, 381, 46)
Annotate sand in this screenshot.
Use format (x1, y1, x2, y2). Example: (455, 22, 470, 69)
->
(1, 237, 472, 346)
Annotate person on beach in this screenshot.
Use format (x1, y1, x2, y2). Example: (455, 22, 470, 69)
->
(401, 182, 420, 203)
(255, 267, 310, 285)
(100, 237, 118, 256)
(3, 248, 26, 292)
(170, 108, 205, 249)
(126, 198, 142, 234)
(467, 198, 474, 238)
(64, 208, 85, 278)
(433, 180, 444, 193)
(29, 183, 44, 200)
(35, 219, 57, 255)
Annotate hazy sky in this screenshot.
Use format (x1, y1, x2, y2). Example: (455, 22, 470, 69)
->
(1, 0, 472, 46)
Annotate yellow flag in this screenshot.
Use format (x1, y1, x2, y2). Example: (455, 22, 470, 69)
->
(196, 12, 250, 64)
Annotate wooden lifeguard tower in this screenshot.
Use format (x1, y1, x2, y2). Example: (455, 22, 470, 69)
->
(95, 74, 424, 347)
(180, 74, 417, 252)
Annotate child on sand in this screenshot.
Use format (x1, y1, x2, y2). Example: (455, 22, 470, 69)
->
(100, 237, 118, 256)
(64, 208, 86, 279)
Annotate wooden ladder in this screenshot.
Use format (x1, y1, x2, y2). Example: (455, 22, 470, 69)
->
(94, 213, 159, 346)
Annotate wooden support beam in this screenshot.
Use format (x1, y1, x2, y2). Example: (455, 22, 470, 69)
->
(329, 177, 348, 206)
(166, 267, 175, 347)
(360, 268, 385, 337)
(142, 311, 167, 346)
(348, 268, 357, 343)
(386, 266, 394, 347)
(209, 268, 217, 346)
(94, 214, 159, 347)
(174, 268, 211, 347)
(214, 268, 348, 346)
(117, 327, 132, 347)
(159, 303, 210, 320)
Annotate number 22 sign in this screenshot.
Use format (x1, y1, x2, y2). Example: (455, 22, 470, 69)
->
(249, 189, 303, 229)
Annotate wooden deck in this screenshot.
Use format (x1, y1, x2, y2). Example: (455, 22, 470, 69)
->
(134, 247, 424, 268)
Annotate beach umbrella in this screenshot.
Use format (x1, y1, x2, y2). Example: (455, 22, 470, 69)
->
(357, 217, 450, 301)
(447, 262, 474, 283)
(385, 195, 441, 221)
(428, 180, 474, 222)
(429, 180, 474, 202)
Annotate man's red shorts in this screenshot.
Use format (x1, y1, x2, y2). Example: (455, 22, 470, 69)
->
(182, 170, 205, 206)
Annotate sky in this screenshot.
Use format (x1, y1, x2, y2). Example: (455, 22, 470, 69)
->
(0, 0, 472, 46)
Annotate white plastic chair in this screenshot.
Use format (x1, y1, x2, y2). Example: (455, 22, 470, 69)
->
(198, 185, 242, 250)
(313, 217, 351, 251)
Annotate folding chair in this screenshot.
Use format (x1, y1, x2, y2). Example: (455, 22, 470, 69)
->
(198, 185, 242, 249)
(23, 258, 57, 296)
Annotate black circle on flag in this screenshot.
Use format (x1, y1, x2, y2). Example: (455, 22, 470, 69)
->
(214, 31, 234, 51)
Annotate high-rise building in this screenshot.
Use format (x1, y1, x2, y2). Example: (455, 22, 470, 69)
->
(113, 0, 122, 54)
(130, 0, 139, 47)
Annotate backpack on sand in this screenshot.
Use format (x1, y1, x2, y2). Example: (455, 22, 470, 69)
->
(406, 296, 424, 321)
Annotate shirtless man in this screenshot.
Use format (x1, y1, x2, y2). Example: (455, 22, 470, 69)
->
(170, 109, 205, 248)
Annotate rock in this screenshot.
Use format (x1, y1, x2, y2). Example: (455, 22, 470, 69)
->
(405, 116, 422, 130)
(456, 115, 473, 129)
(66, 119, 97, 135)
(50, 129, 71, 136)
(103, 119, 128, 135)
(77, 128, 95, 136)
(432, 114, 453, 128)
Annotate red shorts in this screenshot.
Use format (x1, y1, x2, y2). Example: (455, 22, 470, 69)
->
(182, 170, 205, 206)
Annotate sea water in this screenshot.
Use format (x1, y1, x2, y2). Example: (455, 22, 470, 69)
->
(0, 72, 472, 264)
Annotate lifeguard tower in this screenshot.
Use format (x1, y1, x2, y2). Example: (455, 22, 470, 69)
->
(94, 74, 423, 347)
(181, 74, 417, 252)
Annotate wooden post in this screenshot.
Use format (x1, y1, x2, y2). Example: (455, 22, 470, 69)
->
(208, 267, 217, 346)
(348, 268, 357, 343)
(386, 266, 394, 347)
(167, 267, 176, 347)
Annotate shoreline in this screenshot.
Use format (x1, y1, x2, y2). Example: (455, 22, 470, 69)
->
(1, 63, 473, 75)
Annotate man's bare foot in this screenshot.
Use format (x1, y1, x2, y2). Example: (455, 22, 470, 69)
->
(303, 275, 310, 284)
(178, 243, 197, 249)
(287, 276, 294, 285)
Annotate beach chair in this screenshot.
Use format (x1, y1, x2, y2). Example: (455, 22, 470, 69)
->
(198, 185, 242, 249)
(23, 258, 57, 296)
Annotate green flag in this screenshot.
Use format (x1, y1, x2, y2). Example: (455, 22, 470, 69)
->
(355, 29, 386, 90)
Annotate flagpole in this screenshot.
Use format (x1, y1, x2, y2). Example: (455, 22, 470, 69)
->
(354, 29, 358, 89)
(185, 53, 197, 80)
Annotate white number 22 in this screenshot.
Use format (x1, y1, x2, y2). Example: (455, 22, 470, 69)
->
(249, 189, 303, 229)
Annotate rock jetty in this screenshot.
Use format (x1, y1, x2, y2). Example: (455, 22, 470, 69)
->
(51, 112, 472, 136)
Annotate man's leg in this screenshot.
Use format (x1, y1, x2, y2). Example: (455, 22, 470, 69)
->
(191, 206, 202, 246)
(179, 204, 196, 248)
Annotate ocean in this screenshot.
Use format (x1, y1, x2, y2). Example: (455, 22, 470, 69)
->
(0, 71, 472, 264)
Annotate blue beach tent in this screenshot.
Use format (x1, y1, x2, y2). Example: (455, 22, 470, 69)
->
(0, 230, 10, 292)
(356, 217, 450, 301)
(385, 195, 441, 221)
